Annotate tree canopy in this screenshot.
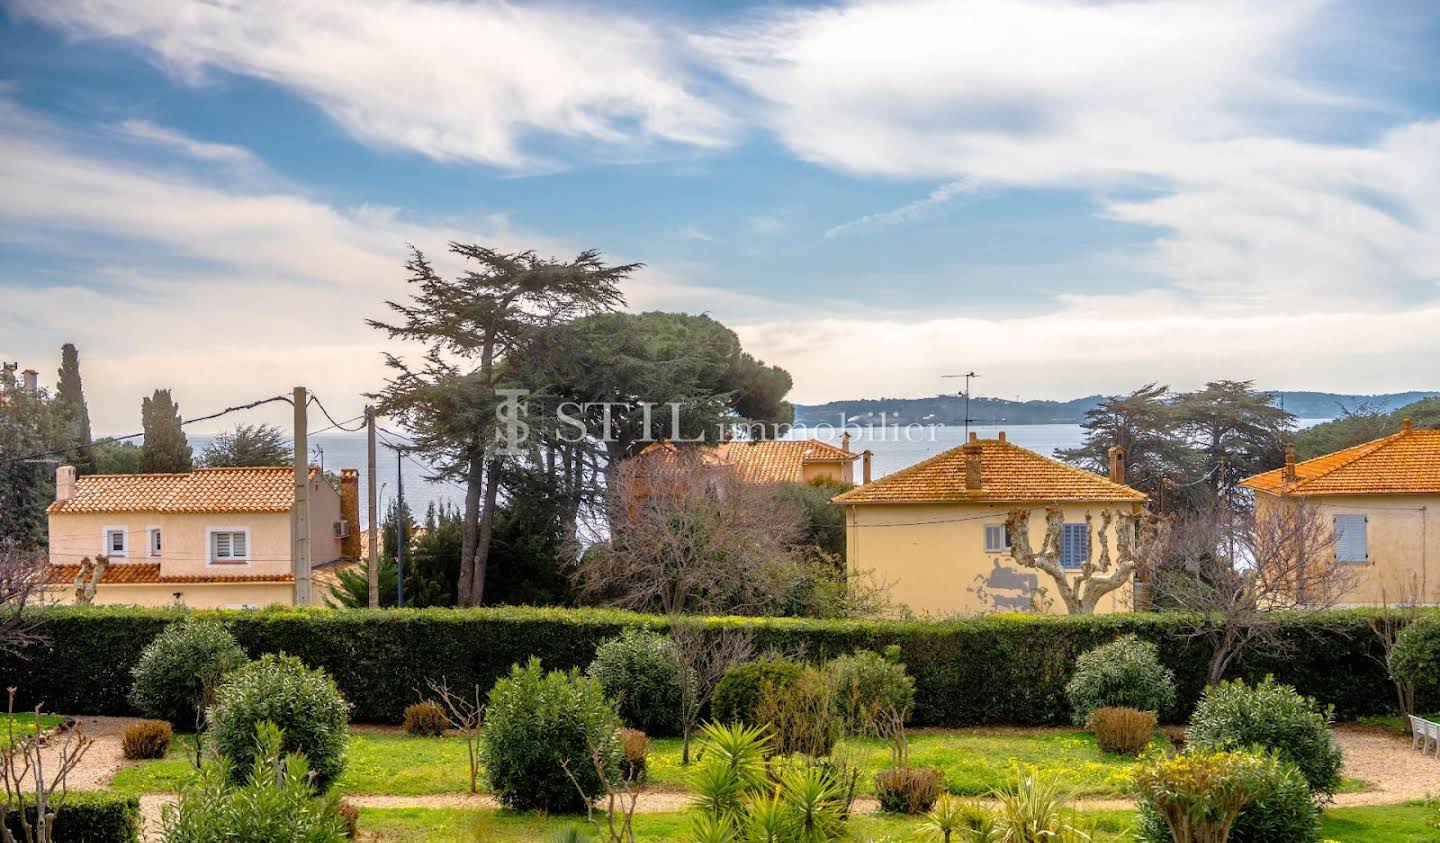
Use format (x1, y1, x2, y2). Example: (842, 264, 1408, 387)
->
(199, 424, 292, 468)
(55, 343, 95, 475)
(1293, 395, 1440, 460)
(141, 389, 192, 473)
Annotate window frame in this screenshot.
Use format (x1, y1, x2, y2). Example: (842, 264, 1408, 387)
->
(983, 523, 1011, 554)
(1332, 513, 1369, 564)
(147, 526, 162, 557)
(205, 527, 252, 565)
(101, 526, 128, 559)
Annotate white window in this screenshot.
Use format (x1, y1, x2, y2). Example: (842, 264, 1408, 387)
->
(1334, 514, 1368, 564)
(148, 527, 162, 557)
(102, 526, 127, 558)
(984, 524, 1011, 553)
(207, 528, 251, 564)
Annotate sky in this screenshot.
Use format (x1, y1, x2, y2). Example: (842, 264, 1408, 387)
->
(1, 0, 1438, 434)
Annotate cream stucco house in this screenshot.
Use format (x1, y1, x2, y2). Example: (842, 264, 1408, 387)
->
(833, 433, 1147, 616)
(46, 464, 359, 608)
(1241, 422, 1440, 606)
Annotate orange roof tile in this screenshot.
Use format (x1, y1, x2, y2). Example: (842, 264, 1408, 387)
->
(46, 563, 293, 585)
(48, 467, 302, 514)
(1242, 427, 1440, 496)
(637, 439, 857, 484)
(833, 436, 1146, 505)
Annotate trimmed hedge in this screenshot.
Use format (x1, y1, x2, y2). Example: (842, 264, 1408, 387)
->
(1, 605, 1432, 726)
(3, 791, 140, 843)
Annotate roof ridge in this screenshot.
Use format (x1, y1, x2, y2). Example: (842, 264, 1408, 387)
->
(1288, 430, 1408, 489)
(832, 442, 971, 502)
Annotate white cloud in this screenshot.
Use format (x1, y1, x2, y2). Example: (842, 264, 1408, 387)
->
(12, 0, 736, 170)
(825, 178, 977, 238)
(114, 119, 258, 165)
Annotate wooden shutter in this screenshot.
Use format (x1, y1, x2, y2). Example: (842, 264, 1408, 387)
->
(1333, 514, 1368, 563)
(1060, 523, 1089, 569)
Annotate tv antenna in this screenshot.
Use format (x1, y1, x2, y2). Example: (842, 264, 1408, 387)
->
(942, 372, 980, 438)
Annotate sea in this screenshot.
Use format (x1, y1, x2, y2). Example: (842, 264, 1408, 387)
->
(189, 420, 1330, 530)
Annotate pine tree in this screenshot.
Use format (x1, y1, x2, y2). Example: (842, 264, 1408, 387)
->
(141, 389, 192, 473)
(55, 343, 96, 475)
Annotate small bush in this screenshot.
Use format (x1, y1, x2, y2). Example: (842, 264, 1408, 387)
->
(336, 801, 359, 839)
(1136, 750, 1319, 843)
(754, 666, 842, 757)
(480, 658, 620, 813)
(1186, 676, 1342, 797)
(121, 719, 172, 760)
(1390, 617, 1440, 694)
(827, 649, 916, 733)
(712, 657, 805, 725)
(616, 727, 647, 782)
(587, 629, 683, 736)
(129, 617, 248, 727)
(1064, 635, 1176, 725)
(207, 653, 350, 791)
(1087, 706, 1156, 757)
(874, 765, 943, 814)
(403, 700, 448, 737)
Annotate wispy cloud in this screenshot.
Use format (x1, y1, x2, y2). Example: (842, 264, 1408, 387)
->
(671, 223, 713, 242)
(824, 178, 976, 238)
(114, 119, 258, 165)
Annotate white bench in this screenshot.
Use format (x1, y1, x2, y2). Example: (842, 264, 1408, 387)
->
(1409, 715, 1439, 756)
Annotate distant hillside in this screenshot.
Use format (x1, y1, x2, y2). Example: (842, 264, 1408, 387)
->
(793, 390, 1440, 427)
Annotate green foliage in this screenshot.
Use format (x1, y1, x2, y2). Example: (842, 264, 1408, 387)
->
(480, 658, 619, 813)
(587, 629, 683, 736)
(326, 501, 414, 609)
(1389, 617, 1440, 693)
(2, 791, 140, 843)
(129, 617, 248, 727)
(484, 468, 575, 606)
(0, 383, 67, 548)
(1294, 395, 1440, 461)
(826, 650, 916, 733)
(1085, 706, 1155, 757)
(161, 721, 348, 842)
(140, 388, 191, 473)
(755, 666, 843, 757)
(1136, 750, 1319, 843)
(207, 654, 350, 791)
(989, 767, 1088, 843)
(713, 658, 805, 726)
(1185, 677, 1343, 798)
(1064, 635, 1177, 725)
(402, 700, 448, 737)
(775, 480, 850, 558)
(198, 424, 292, 468)
(56, 342, 95, 475)
(873, 765, 943, 814)
(121, 719, 172, 760)
(93, 440, 143, 474)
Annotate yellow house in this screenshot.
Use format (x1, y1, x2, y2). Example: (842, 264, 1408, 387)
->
(833, 433, 1147, 616)
(45, 464, 359, 608)
(1241, 422, 1440, 606)
(636, 437, 867, 485)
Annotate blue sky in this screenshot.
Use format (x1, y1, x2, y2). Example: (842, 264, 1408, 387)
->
(1, 0, 1438, 433)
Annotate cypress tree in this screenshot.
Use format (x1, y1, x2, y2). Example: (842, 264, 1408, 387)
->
(55, 343, 96, 474)
(141, 389, 192, 473)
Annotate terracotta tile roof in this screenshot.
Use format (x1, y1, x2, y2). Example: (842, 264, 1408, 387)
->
(46, 563, 293, 585)
(637, 439, 857, 484)
(47, 467, 303, 514)
(833, 436, 1146, 505)
(1242, 427, 1440, 496)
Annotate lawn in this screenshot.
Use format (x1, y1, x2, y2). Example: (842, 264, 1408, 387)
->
(112, 727, 1159, 798)
(0, 712, 63, 747)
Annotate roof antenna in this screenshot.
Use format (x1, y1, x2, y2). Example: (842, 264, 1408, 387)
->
(942, 372, 980, 439)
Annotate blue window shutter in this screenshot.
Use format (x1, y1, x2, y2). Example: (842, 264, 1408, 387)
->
(1060, 523, 1089, 569)
(1333, 514, 1368, 563)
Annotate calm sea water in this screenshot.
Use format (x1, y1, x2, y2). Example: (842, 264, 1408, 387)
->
(191, 420, 1329, 529)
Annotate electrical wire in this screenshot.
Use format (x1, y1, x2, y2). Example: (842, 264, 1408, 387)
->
(306, 394, 367, 433)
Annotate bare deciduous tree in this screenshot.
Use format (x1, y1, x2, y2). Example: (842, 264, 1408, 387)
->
(2, 689, 93, 843)
(1368, 573, 1424, 721)
(560, 733, 645, 843)
(1005, 506, 1164, 614)
(1154, 497, 1355, 686)
(71, 556, 106, 607)
(0, 542, 47, 656)
(669, 620, 753, 765)
(425, 678, 484, 794)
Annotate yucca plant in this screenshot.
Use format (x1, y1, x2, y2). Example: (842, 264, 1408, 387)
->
(742, 791, 795, 843)
(991, 766, 1089, 843)
(689, 811, 739, 843)
(696, 722, 772, 789)
(918, 794, 995, 843)
(776, 763, 846, 843)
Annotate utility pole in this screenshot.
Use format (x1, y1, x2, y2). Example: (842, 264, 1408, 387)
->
(292, 386, 311, 606)
(366, 405, 379, 609)
(942, 372, 980, 438)
(395, 445, 405, 608)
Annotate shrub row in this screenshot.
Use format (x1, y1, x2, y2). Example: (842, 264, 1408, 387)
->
(3, 791, 140, 843)
(1, 605, 1432, 725)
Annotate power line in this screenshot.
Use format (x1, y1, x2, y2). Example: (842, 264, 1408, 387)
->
(307, 394, 367, 434)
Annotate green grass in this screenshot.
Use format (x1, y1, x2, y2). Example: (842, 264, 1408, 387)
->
(0, 713, 63, 747)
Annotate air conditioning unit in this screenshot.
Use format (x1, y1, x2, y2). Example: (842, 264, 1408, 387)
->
(333, 519, 351, 539)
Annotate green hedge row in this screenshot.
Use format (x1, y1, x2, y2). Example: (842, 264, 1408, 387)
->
(3, 791, 140, 843)
(1, 605, 1429, 726)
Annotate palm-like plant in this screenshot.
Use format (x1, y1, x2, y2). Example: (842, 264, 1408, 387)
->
(775, 764, 846, 843)
(991, 767, 1089, 843)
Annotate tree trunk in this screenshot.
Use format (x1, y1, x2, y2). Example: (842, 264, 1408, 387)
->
(457, 454, 483, 607)
(470, 459, 502, 605)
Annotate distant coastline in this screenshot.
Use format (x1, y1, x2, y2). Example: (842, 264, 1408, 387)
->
(793, 390, 1439, 428)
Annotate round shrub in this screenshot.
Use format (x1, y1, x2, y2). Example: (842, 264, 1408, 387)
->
(713, 657, 805, 725)
(826, 650, 916, 732)
(587, 629, 683, 736)
(403, 700, 449, 737)
(481, 657, 620, 813)
(1086, 706, 1156, 757)
(121, 719, 172, 760)
(207, 653, 350, 791)
(1390, 617, 1440, 693)
(874, 765, 943, 814)
(1064, 635, 1176, 725)
(1137, 751, 1319, 843)
(1186, 676, 1342, 798)
(129, 617, 248, 727)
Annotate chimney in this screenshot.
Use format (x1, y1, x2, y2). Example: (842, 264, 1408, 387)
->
(968, 431, 978, 442)
(1, 363, 15, 390)
(1404, 418, 1413, 433)
(862, 449, 873, 484)
(338, 468, 361, 559)
(1283, 443, 1297, 485)
(55, 465, 76, 503)
(840, 431, 852, 453)
(1108, 446, 1126, 484)
(997, 431, 1007, 443)
(21, 369, 37, 393)
(963, 441, 983, 491)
